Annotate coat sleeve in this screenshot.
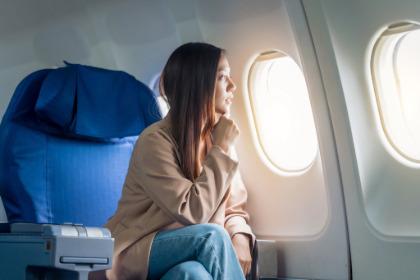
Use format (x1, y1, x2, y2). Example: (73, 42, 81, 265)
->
(225, 172, 255, 244)
(224, 150, 255, 245)
(131, 129, 238, 225)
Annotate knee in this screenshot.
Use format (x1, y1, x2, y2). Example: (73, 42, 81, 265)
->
(193, 224, 233, 251)
(195, 223, 230, 242)
(162, 261, 212, 280)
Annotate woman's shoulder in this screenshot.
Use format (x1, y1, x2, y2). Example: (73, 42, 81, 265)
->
(137, 117, 174, 147)
(131, 118, 178, 161)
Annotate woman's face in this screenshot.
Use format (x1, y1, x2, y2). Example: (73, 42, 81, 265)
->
(214, 55, 236, 116)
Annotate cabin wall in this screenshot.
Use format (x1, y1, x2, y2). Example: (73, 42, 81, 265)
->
(0, 0, 202, 117)
(320, 0, 420, 237)
(196, 1, 349, 279)
(196, 0, 330, 239)
(304, 0, 420, 279)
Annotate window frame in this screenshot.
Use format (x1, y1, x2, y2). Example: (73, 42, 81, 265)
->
(246, 50, 319, 175)
(370, 21, 420, 163)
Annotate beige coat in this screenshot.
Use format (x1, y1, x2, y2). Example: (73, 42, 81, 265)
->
(105, 116, 254, 280)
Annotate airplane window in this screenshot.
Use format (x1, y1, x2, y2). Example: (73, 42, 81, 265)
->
(248, 51, 318, 173)
(371, 22, 420, 162)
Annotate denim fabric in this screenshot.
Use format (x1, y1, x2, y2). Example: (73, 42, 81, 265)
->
(148, 224, 245, 280)
(160, 261, 212, 280)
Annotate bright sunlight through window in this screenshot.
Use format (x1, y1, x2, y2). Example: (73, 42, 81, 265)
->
(248, 51, 318, 173)
(371, 22, 420, 162)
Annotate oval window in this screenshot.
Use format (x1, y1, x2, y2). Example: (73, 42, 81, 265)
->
(371, 22, 420, 162)
(248, 51, 318, 173)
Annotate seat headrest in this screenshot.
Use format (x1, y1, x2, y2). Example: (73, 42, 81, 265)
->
(8, 62, 161, 140)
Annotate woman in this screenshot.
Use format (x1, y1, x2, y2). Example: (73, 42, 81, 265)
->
(105, 42, 255, 280)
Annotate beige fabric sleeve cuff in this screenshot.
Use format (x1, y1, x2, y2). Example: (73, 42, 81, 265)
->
(225, 216, 256, 247)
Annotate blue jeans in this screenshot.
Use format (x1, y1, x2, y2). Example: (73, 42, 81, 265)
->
(147, 224, 245, 280)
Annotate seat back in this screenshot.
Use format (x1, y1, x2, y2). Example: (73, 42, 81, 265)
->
(0, 63, 162, 226)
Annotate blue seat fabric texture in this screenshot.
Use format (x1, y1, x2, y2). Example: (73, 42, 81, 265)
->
(0, 62, 162, 226)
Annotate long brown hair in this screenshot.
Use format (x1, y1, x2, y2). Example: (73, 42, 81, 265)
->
(160, 42, 224, 181)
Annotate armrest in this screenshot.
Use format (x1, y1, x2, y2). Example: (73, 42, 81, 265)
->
(246, 239, 260, 280)
(0, 223, 114, 280)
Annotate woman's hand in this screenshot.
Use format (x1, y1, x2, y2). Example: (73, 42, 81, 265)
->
(231, 233, 252, 276)
(212, 115, 239, 153)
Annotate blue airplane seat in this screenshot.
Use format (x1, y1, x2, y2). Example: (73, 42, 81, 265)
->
(0, 62, 162, 227)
